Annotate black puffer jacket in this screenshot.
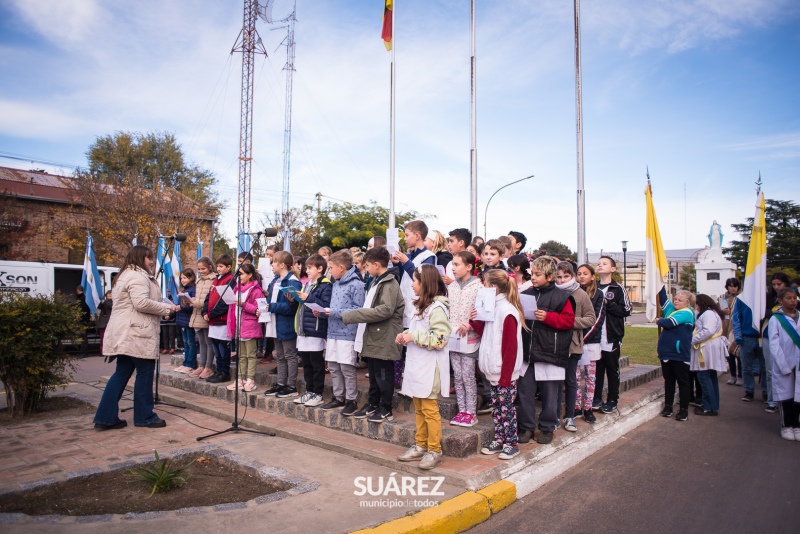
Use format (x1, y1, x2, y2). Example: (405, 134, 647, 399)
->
(521, 284, 575, 368)
(582, 288, 605, 345)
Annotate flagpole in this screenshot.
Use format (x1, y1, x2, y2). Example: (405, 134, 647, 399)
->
(574, 0, 586, 265)
(388, 1, 396, 231)
(469, 0, 477, 237)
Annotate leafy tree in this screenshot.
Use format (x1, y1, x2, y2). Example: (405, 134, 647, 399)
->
(211, 232, 235, 260)
(678, 264, 697, 292)
(261, 206, 318, 256)
(534, 240, 575, 260)
(85, 131, 221, 209)
(724, 199, 800, 273)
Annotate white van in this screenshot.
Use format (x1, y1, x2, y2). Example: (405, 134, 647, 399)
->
(0, 260, 119, 299)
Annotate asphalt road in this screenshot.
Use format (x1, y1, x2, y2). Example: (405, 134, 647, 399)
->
(470, 379, 800, 534)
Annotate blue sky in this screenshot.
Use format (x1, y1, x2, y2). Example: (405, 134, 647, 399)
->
(1, 0, 798, 254)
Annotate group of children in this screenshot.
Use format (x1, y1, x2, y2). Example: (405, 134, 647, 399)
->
(171, 220, 639, 469)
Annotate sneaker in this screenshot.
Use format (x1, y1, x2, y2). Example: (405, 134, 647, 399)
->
(450, 412, 466, 426)
(765, 404, 779, 414)
(173, 365, 188, 373)
(418, 451, 442, 470)
(243, 379, 257, 392)
(397, 444, 427, 462)
(726, 377, 736, 385)
(780, 427, 796, 441)
(321, 398, 346, 411)
(600, 401, 618, 414)
(305, 393, 325, 407)
(537, 430, 554, 445)
(277, 386, 299, 398)
(564, 418, 577, 432)
(94, 420, 127, 431)
(353, 404, 378, 419)
(574, 408, 583, 417)
(207, 372, 230, 384)
(583, 410, 596, 424)
(694, 407, 718, 416)
(477, 396, 493, 415)
(368, 407, 393, 423)
(341, 400, 358, 416)
(498, 444, 520, 460)
(741, 392, 754, 402)
(269, 367, 278, 375)
(294, 391, 314, 404)
(188, 367, 204, 378)
(264, 384, 283, 396)
(661, 406, 674, 418)
(517, 429, 534, 444)
(794, 428, 800, 441)
(675, 409, 689, 421)
(226, 379, 244, 391)
(459, 413, 478, 427)
(689, 399, 702, 408)
(735, 377, 743, 386)
(591, 398, 603, 411)
(481, 440, 503, 455)
(198, 368, 215, 379)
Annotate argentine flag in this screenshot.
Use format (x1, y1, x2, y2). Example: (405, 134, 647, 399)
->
(738, 191, 767, 332)
(644, 182, 669, 322)
(81, 235, 103, 314)
(168, 240, 183, 304)
(196, 239, 203, 260)
(238, 231, 251, 256)
(155, 235, 167, 299)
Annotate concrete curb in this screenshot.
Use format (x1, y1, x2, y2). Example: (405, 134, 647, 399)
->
(350, 480, 515, 534)
(352, 385, 666, 533)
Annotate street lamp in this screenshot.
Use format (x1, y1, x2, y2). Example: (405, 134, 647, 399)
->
(621, 240, 628, 292)
(484, 175, 534, 239)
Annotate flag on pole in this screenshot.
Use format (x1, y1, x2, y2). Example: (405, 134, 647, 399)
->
(169, 240, 183, 304)
(738, 189, 767, 333)
(237, 231, 251, 256)
(196, 235, 203, 260)
(131, 235, 138, 247)
(80, 235, 103, 314)
(155, 235, 167, 299)
(382, 0, 393, 51)
(644, 181, 669, 322)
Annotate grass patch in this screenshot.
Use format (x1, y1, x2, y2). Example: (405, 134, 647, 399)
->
(621, 326, 660, 366)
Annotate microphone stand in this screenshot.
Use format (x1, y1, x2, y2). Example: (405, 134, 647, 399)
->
(198, 231, 273, 441)
(122, 236, 184, 412)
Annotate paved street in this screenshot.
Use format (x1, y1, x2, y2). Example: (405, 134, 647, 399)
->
(470, 378, 800, 533)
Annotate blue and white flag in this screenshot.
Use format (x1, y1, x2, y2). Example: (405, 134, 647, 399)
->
(155, 235, 167, 299)
(238, 231, 251, 256)
(196, 239, 203, 260)
(80, 235, 103, 314)
(168, 240, 183, 304)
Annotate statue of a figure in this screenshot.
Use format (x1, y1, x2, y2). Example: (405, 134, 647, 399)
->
(708, 220, 724, 249)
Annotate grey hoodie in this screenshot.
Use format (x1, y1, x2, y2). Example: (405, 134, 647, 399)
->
(327, 266, 366, 340)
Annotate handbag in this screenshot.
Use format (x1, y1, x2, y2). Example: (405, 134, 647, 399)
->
(727, 329, 740, 357)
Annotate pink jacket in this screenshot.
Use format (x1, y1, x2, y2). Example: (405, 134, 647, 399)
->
(226, 280, 265, 339)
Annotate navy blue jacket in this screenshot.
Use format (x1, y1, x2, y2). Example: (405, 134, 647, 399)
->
(175, 283, 196, 328)
(265, 273, 302, 340)
(296, 277, 333, 339)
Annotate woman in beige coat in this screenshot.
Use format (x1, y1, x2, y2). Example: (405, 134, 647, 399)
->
(93, 245, 176, 430)
(187, 257, 216, 379)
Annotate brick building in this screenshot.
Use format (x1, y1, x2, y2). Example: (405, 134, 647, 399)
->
(0, 166, 216, 266)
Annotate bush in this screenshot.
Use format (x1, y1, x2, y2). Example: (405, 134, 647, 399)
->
(0, 292, 84, 416)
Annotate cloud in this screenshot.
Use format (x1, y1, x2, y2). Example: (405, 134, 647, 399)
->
(0, 99, 97, 140)
(721, 132, 800, 160)
(8, 0, 105, 45)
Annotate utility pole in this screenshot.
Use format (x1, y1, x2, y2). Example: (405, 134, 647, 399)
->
(574, 0, 587, 265)
(469, 0, 478, 237)
(316, 191, 322, 243)
(232, 0, 267, 244)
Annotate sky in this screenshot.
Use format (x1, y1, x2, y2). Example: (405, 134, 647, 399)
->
(0, 0, 798, 254)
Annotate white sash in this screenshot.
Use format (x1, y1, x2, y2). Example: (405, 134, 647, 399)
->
(400, 249, 435, 327)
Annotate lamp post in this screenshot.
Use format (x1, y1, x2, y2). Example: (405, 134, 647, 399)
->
(484, 175, 534, 239)
(621, 240, 628, 292)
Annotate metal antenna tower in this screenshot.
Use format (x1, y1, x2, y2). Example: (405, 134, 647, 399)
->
(279, 3, 297, 252)
(232, 0, 267, 240)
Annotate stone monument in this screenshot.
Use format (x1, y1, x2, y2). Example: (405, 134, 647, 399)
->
(695, 220, 737, 298)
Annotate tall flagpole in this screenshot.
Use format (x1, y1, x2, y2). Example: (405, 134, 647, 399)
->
(469, 0, 478, 237)
(388, 2, 396, 231)
(574, 0, 586, 265)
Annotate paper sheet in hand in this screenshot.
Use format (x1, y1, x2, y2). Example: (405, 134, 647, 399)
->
(304, 302, 327, 313)
(449, 334, 465, 352)
(256, 298, 271, 323)
(718, 297, 728, 310)
(279, 286, 301, 299)
(215, 284, 237, 305)
(475, 288, 496, 321)
(520, 294, 538, 321)
(436, 265, 446, 276)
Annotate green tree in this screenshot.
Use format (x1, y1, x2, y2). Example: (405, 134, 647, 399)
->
(724, 199, 800, 273)
(212, 232, 235, 260)
(84, 131, 221, 209)
(535, 240, 575, 260)
(678, 264, 697, 292)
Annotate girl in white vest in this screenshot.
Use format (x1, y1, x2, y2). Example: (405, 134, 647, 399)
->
(396, 265, 452, 470)
(768, 287, 800, 441)
(691, 295, 729, 416)
(471, 269, 525, 460)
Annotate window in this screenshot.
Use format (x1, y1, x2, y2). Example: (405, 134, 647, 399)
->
(706, 272, 720, 281)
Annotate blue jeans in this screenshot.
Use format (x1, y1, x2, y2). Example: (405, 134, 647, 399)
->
(180, 327, 198, 369)
(94, 356, 159, 426)
(210, 338, 231, 375)
(740, 336, 766, 397)
(696, 370, 720, 412)
(762, 338, 775, 405)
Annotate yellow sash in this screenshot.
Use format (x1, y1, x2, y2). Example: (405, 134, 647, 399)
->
(693, 328, 722, 368)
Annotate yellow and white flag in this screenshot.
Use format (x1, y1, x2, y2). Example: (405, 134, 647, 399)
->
(645, 183, 669, 321)
(738, 191, 767, 332)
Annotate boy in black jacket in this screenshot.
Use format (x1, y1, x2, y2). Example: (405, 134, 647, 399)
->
(592, 256, 632, 413)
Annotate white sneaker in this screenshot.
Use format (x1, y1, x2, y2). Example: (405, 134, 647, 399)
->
(780, 427, 796, 441)
(418, 451, 442, 470)
(294, 392, 313, 404)
(304, 393, 324, 407)
(397, 444, 427, 462)
(794, 428, 800, 441)
(564, 418, 577, 432)
(726, 377, 736, 385)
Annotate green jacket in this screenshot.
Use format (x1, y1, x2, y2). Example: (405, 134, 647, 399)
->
(342, 271, 405, 360)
